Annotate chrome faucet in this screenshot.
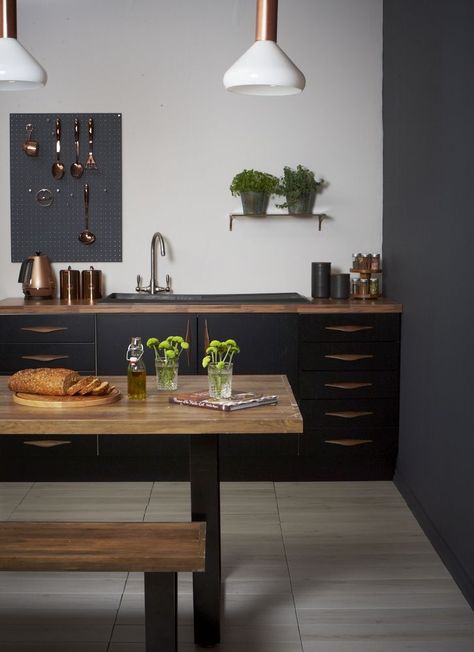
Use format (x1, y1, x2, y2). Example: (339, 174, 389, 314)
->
(136, 232, 171, 294)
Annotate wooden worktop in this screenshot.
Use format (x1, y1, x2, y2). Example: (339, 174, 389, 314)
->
(0, 297, 402, 314)
(0, 375, 303, 436)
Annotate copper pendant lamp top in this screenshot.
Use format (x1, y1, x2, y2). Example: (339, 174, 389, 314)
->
(1, 0, 17, 38)
(256, 0, 278, 42)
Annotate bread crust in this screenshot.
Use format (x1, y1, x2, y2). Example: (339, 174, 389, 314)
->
(8, 368, 81, 396)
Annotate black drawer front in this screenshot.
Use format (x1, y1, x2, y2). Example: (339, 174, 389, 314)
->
(300, 342, 399, 371)
(301, 398, 399, 428)
(299, 427, 398, 477)
(0, 315, 95, 342)
(0, 343, 96, 373)
(0, 435, 97, 457)
(99, 434, 188, 457)
(299, 314, 400, 342)
(300, 370, 399, 399)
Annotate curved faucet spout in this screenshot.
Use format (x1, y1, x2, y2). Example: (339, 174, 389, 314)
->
(150, 232, 166, 295)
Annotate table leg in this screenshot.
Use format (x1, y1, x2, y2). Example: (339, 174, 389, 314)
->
(189, 434, 221, 646)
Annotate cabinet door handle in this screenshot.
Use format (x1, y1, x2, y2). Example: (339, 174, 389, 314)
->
(324, 439, 373, 446)
(20, 326, 68, 334)
(21, 354, 69, 362)
(23, 440, 71, 448)
(325, 325, 374, 333)
(324, 382, 373, 390)
(325, 410, 374, 419)
(324, 354, 374, 361)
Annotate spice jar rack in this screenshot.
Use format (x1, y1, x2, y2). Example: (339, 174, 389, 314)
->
(350, 253, 382, 299)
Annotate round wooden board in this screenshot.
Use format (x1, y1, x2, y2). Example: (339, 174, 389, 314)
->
(12, 387, 121, 408)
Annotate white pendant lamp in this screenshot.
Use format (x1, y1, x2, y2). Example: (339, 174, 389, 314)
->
(223, 0, 305, 96)
(0, 0, 47, 90)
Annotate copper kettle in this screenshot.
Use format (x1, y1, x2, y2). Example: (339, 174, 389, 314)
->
(18, 252, 55, 299)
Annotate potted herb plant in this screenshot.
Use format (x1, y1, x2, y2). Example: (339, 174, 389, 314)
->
(202, 338, 240, 399)
(276, 165, 325, 215)
(146, 336, 189, 391)
(230, 169, 279, 215)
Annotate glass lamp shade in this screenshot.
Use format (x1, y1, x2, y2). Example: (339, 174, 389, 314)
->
(223, 40, 305, 96)
(0, 38, 47, 90)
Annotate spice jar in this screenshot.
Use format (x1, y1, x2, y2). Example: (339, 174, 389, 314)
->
(359, 278, 369, 296)
(369, 277, 379, 297)
(370, 254, 381, 271)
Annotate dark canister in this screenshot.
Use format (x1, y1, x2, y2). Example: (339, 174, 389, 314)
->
(59, 266, 80, 302)
(311, 262, 331, 298)
(81, 266, 103, 301)
(330, 273, 351, 299)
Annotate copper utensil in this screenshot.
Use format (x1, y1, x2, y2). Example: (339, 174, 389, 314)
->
(51, 118, 65, 179)
(85, 117, 97, 169)
(78, 183, 96, 245)
(70, 118, 84, 178)
(22, 124, 39, 156)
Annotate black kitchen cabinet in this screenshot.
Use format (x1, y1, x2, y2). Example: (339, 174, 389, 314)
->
(197, 313, 299, 468)
(0, 307, 401, 482)
(298, 313, 400, 479)
(0, 314, 96, 374)
(96, 313, 196, 375)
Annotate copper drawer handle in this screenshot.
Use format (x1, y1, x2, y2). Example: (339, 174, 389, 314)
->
(324, 439, 373, 446)
(21, 355, 69, 362)
(325, 325, 374, 333)
(23, 440, 71, 448)
(324, 354, 374, 361)
(324, 382, 373, 390)
(325, 410, 374, 419)
(20, 326, 68, 334)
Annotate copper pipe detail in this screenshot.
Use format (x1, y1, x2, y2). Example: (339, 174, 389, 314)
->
(1, 0, 17, 38)
(256, 0, 278, 42)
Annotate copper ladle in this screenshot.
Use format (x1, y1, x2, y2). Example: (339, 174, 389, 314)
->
(51, 117, 65, 180)
(78, 183, 96, 245)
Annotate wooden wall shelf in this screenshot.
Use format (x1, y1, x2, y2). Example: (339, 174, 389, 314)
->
(228, 212, 327, 232)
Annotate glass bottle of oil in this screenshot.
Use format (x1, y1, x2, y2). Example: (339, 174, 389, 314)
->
(126, 336, 146, 400)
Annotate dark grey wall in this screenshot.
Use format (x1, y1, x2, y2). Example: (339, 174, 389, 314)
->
(383, 0, 474, 606)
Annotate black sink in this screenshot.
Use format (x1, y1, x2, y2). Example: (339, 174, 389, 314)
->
(100, 292, 310, 304)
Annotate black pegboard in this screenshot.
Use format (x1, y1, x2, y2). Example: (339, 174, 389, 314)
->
(10, 113, 122, 263)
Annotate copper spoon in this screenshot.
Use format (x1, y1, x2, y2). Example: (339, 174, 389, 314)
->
(78, 184, 96, 245)
(52, 118, 65, 180)
(70, 118, 84, 178)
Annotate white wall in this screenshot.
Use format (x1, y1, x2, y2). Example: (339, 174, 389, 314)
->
(0, 0, 382, 297)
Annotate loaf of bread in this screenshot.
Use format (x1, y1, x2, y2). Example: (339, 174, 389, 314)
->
(8, 368, 81, 396)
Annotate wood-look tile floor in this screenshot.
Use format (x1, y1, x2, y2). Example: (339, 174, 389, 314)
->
(0, 481, 472, 651)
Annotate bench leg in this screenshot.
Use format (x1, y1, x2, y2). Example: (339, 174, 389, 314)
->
(189, 434, 221, 646)
(144, 571, 177, 652)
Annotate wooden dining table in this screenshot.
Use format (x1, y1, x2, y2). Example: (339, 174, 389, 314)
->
(0, 373, 303, 647)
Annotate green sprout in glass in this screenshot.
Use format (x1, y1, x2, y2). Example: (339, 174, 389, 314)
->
(146, 336, 189, 365)
(202, 339, 240, 369)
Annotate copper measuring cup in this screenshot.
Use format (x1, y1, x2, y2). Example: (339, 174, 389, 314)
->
(22, 124, 39, 157)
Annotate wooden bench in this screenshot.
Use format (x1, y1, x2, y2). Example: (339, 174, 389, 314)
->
(0, 521, 206, 652)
